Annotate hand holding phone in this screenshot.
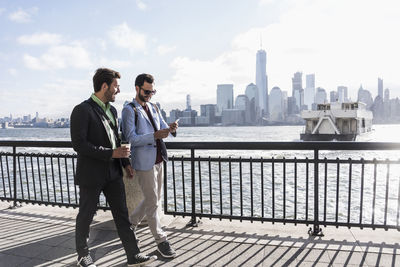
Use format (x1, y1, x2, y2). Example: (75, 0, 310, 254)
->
(170, 118, 179, 133)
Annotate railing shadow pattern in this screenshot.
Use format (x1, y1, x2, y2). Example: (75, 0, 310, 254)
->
(1, 206, 398, 266)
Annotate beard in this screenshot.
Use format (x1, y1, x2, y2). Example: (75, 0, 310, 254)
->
(138, 93, 147, 102)
(104, 87, 115, 103)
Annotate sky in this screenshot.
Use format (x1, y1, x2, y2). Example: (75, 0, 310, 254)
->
(1, 0, 399, 118)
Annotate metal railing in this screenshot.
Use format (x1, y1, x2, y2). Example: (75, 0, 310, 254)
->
(0, 141, 110, 210)
(164, 142, 400, 235)
(1, 140, 400, 235)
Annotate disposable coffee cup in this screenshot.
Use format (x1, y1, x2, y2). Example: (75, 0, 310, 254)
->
(121, 141, 130, 149)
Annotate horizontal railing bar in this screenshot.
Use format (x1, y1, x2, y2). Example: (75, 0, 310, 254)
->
(164, 211, 400, 230)
(0, 152, 76, 158)
(164, 211, 314, 224)
(0, 141, 73, 148)
(1, 152, 398, 165)
(168, 157, 400, 164)
(303, 221, 398, 230)
(0, 197, 13, 202)
(165, 142, 400, 151)
(2, 140, 400, 151)
(0, 197, 110, 210)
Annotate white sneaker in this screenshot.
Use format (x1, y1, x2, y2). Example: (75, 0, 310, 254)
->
(77, 254, 96, 267)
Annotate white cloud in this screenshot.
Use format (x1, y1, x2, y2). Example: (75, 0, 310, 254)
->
(23, 44, 92, 70)
(8, 7, 38, 23)
(99, 58, 132, 69)
(157, 49, 255, 112)
(0, 77, 92, 118)
(23, 54, 42, 70)
(159, 0, 400, 111)
(108, 23, 147, 53)
(99, 39, 107, 51)
(259, 0, 278, 5)
(0, 52, 10, 61)
(17, 32, 62, 46)
(8, 68, 17, 76)
(32, 79, 90, 118)
(157, 45, 177, 55)
(136, 0, 147, 10)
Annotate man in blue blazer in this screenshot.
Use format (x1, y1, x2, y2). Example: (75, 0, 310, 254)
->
(70, 68, 156, 267)
(121, 73, 178, 258)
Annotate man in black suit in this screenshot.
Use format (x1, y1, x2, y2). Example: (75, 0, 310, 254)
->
(70, 68, 157, 267)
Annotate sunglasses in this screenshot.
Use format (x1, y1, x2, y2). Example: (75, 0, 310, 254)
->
(140, 87, 157, 95)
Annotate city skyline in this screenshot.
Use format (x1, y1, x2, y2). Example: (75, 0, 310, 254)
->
(1, 0, 399, 118)
(1, 57, 396, 122)
(2, 73, 399, 127)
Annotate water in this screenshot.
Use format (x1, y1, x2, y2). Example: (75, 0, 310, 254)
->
(1, 124, 400, 142)
(1, 125, 400, 225)
(2, 124, 400, 157)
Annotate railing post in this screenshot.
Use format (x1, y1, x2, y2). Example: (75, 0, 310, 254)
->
(187, 148, 199, 227)
(309, 149, 323, 236)
(11, 146, 19, 209)
(163, 160, 168, 215)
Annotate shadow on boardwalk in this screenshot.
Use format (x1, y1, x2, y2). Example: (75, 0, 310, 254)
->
(0, 202, 399, 266)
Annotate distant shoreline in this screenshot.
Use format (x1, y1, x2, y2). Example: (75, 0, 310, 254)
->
(2, 122, 400, 130)
(2, 124, 304, 129)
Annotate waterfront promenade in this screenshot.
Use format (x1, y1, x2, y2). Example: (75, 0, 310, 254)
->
(0, 202, 399, 267)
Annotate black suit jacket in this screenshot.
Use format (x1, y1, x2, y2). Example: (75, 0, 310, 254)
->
(70, 98, 129, 187)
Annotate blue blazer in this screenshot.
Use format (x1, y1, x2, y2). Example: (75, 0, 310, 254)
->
(121, 99, 171, 171)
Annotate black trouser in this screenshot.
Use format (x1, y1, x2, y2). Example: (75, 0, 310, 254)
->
(75, 177, 140, 260)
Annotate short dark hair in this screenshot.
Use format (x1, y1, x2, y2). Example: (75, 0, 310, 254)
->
(93, 68, 121, 92)
(135, 73, 154, 87)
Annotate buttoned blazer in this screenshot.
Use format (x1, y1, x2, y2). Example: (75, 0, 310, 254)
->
(121, 99, 170, 171)
(70, 98, 128, 186)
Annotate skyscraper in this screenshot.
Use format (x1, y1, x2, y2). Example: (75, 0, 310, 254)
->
(337, 86, 348, 103)
(235, 95, 251, 124)
(269, 86, 284, 121)
(245, 83, 260, 124)
(199, 104, 217, 125)
(378, 78, 383, 99)
(292, 72, 303, 112)
(384, 88, 390, 102)
(315, 87, 327, 104)
(357, 85, 373, 109)
(256, 49, 268, 115)
(186, 94, 191, 111)
(306, 74, 315, 89)
(245, 83, 259, 102)
(304, 74, 315, 110)
(330, 91, 338, 103)
(217, 84, 234, 115)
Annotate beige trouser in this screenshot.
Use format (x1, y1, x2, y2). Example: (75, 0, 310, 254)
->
(129, 162, 167, 244)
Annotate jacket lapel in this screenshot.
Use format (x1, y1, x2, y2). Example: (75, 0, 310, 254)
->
(149, 103, 159, 130)
(133, 100, 153, 127)
(86, 98, 117, 146)
(110, 107, 119, 138)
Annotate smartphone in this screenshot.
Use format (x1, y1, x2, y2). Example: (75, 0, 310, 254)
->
(175, 118, 180, 123)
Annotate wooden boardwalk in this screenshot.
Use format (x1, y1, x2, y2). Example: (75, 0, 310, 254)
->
(0, 202, 399, 266)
